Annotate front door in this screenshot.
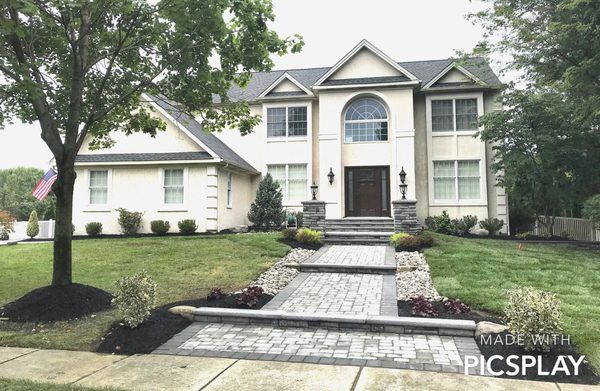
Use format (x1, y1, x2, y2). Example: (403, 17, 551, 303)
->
(345, 166, 390, 217)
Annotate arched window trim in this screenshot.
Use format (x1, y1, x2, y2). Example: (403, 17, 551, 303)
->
(344, 97, 389, 143)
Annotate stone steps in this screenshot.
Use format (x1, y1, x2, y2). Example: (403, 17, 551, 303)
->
(285, 262, 396, 275)
(323, 231, 392, 245)
(191, 307, 476, 337)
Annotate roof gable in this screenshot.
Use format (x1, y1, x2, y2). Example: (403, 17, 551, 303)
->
(314, 40, 418, 88)
(258, 72, 314, 99)
(422, 62, 486, 89)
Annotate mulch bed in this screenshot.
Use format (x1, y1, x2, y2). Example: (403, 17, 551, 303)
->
(398, 300, 599, 384)
(278, 238, 323, 251)
(95, 293, 273, 355)
(0, 284, 113, 323)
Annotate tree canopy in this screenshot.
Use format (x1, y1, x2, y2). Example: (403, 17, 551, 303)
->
(0, 167, 56, 221)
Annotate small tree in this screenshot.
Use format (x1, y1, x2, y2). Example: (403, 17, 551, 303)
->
(26, 210, 40, 239)
(247, 174, 286, 229)
(0, 210, 16, 240)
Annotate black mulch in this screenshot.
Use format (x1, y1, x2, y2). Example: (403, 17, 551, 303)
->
(398, 300, 599, 384)
(278, 238, 323, 251)
(95, 293, 273, 355)
(0, 283, 113, 323)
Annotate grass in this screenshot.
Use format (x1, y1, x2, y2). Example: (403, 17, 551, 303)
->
(0, 378, 124, 391)
(0, 233, 289, 351)
(424, 233, 600, 370)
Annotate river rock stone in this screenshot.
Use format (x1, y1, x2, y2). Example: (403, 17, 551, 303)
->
(168, 306, 196, 320)
(396, 251, 442, 301)
(475, 321, 509, 338)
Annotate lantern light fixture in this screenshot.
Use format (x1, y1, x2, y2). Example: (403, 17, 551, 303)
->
(327, 168, 335, 185)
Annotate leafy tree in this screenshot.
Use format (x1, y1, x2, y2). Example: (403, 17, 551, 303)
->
(0, 1, 302, 286)
(0, 210, 16, 240)
(583, 195, 600, 229)
(248, 173, 286, 229)
(26, 210, 39, 238)
(0, 167, 56, 220)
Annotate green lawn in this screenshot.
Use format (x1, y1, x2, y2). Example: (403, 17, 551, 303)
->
(425, 233, 600, 370)
(0, 378, 123, 391)
(0, 233, 289, 351)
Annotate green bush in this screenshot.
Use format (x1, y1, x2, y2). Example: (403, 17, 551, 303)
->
(85, 222, 103, 236)
(424, 211, 452, 234)
(112, 271, 157, 328)
(583, 194, 600, 228)
(0, 210, 15, 240)
(178, 219, 197, 234)
(281, 228, 297, 240)
(504, 287, 562, 352)
(26, 210, 39, 238)
(150, 220, 170, 235)
(116, 208, 143, 235)
(247, 173, 286, 229)
(389, 232, 412, 247)
(450, 215, 478, 236)
(479, 217, 504, 236)
(415, 231, 434, 247)
(295, 228, 321, 244)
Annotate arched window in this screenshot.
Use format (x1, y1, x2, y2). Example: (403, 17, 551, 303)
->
(344, 98, 388, 142)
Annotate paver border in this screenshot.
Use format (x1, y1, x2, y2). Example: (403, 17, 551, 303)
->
(261, 272, 310, 310)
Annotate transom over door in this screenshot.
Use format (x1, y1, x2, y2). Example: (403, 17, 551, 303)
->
(344, 166, 390, 217)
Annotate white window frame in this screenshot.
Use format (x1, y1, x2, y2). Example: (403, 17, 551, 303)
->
(226, 172, 233, 209)
(159, 167, 188, 211)
(263, 102, 311, 141)
(343, 97, 390, 144)
(85, 169, 112, 211)
(432, 160, 483, 203)
(266, 164, 308, 204)
(425, 92, 488, 206)
(429, 95, 482, 135)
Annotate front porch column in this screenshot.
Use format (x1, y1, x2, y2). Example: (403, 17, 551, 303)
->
(392, 199, 420, 234)
(302, 200, 326, 231)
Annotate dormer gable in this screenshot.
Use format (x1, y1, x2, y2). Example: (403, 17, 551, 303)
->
(258, 72, 313, 99)
(422, 62, 485, 90)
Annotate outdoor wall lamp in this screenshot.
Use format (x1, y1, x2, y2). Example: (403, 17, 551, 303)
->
(399, 167, 408, 200)
(310, 182, 319, 200)
(327, 168, 335, 185)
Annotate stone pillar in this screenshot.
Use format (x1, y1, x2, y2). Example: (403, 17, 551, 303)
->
(302, 201, 326, 231)
(392, 200, 420, 234)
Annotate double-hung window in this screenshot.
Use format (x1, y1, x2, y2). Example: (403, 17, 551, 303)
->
(267, 164, 307, 201)
(89, 170, 108, 204)
(163, 169, 184, 204)
(432, 98, 478, 131)
(226, 172, 233, 208)
(267, 106, 307, 137)
(433, 160, 481, 201)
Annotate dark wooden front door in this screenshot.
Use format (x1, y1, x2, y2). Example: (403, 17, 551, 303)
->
(345, 166, 390, 217)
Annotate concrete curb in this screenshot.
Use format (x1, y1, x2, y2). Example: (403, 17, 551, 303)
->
(287, 262, 397, 275)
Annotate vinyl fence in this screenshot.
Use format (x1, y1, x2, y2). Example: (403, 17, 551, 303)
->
(10, 219, 55, 240)
(529, 216, 600, 242)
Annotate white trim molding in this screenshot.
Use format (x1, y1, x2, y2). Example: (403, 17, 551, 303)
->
(157, 166, 189, 212)
(258, 72, 314, 99)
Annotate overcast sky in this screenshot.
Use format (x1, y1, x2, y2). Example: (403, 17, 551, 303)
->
(0, 0, 496, 170)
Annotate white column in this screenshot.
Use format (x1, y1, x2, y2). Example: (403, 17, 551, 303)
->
(205, 166, 219, 232)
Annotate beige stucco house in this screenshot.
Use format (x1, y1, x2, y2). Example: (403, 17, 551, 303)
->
(73, 40, 508, 236)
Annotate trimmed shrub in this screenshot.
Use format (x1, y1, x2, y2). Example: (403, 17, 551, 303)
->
(450, 215, 478, 236)
(424, 211, 452, 234)
(479, 217, 504, 236)
(443, 299, 471, 314)
(282, 228, 297, 240)
(583, 194, 600, 228)
(0, 210, 16, 240)
(26, 210, 39, 238)
(85, 222, 103, 237)
(411, 296, 438, 317)
(415, 231, 434, 248)
(295, 228, 321, 244)
(247, 173, 286, 229)
(116, 208, 143, 235)
(178, 219, 197, 235)
(150, 220, 170, 235)
(504, 287, 562, 352)
(112, 271, 157, 328)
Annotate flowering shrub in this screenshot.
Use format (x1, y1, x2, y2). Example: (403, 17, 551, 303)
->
(504, 287, 562, 352)
(207, 287, 225, 301)
(410, 296, 438, 317)
(112, 271, 157, 328)
(295, 228, 321, 244)
(443, 298, 471, 314)
(236, 286, 264, 308)
(0, 210, 15, 240)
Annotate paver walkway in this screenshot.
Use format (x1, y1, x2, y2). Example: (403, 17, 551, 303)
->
(157, 245, 483, 374)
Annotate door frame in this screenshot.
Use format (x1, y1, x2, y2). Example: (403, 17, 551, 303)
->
(344, 165, 391, 217)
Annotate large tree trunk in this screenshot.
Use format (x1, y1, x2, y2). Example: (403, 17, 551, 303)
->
(51, 165, 77, 287)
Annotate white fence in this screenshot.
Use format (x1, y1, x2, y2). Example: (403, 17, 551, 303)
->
(10, 219, 55, 240)
(529, 216, 600, 242)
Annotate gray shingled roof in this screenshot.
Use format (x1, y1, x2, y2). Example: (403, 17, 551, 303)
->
(152, 96, 259, 173)
(223, 58, 500, 102)
(75, 152, 213, 163)
(319, 75, 411, 87)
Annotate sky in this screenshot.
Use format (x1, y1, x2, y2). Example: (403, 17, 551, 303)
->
(0, 0, 497, 170)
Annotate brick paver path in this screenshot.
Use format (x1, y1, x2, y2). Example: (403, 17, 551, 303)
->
(157, 244, 483, 374)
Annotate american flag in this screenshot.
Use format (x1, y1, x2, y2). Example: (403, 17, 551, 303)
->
(32, 168, 58, 201)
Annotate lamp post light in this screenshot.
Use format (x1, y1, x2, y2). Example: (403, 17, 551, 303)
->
(399, 166, 407, 200)
(310, 182, 319, 200)
(327, 168, 335, 185)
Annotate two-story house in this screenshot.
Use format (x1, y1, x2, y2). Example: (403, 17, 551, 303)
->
(72, 40, 508, 236)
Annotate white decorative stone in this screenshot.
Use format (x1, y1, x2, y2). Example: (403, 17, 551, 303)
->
(249, 248, 315, 296)
(395, 251, 442, 301)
